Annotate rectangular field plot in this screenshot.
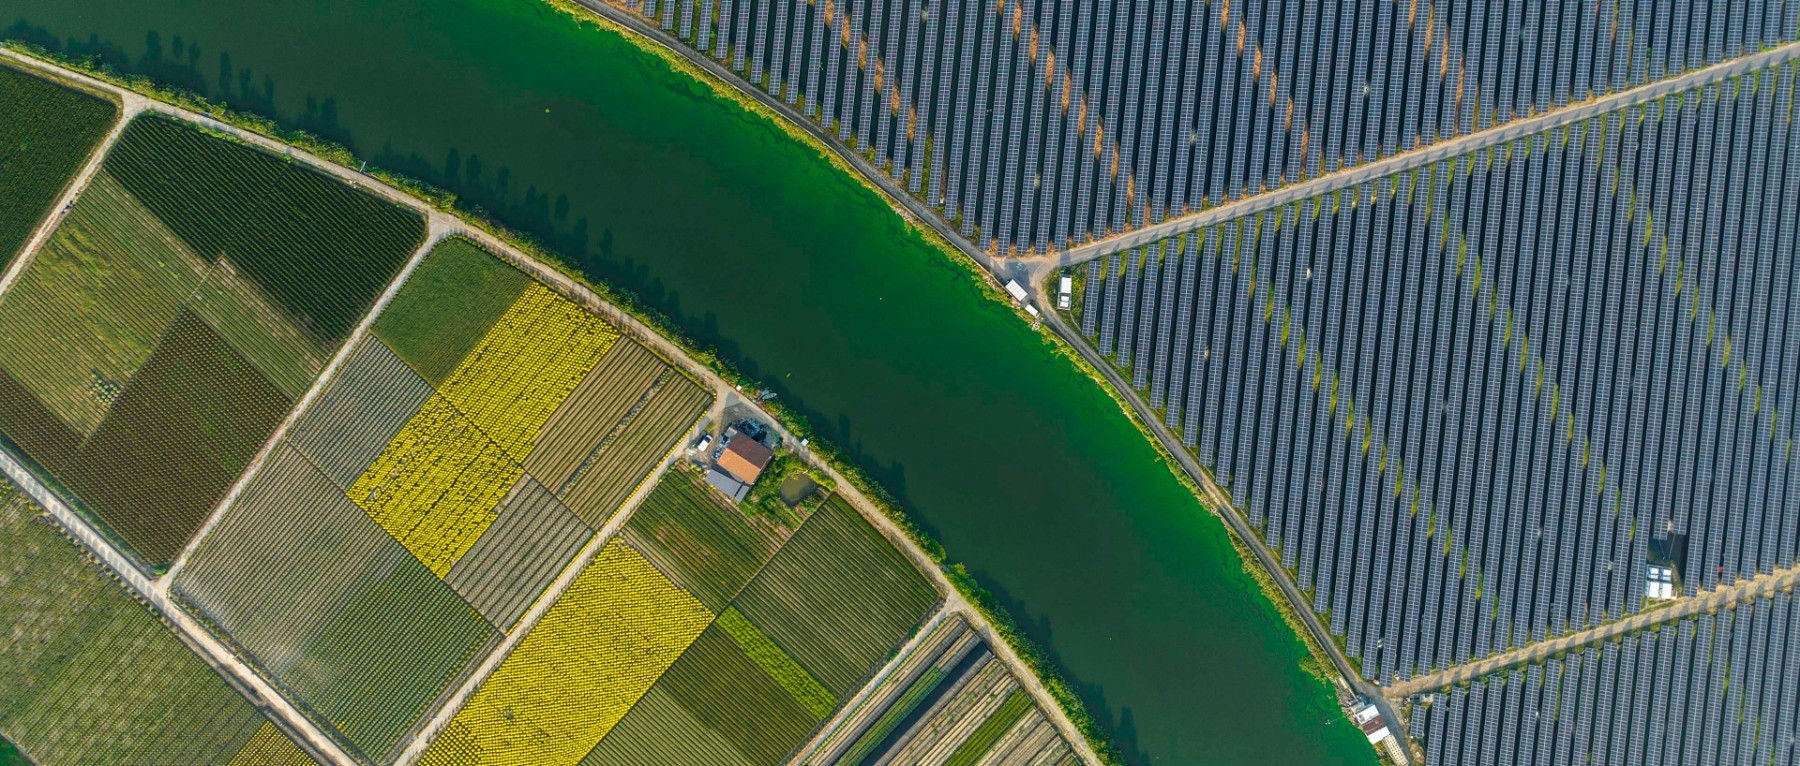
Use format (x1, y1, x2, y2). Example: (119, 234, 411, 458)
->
(445, 476, 595, 630)
(286, 338, 435, 488)
(105, 115, 424, 340)
(60, 310, 291, 565)
(527, 338, 712, 526)
(174, 446, 501, 763)
(0, 112, 424, 569)
(0, 482, 314, 766)
(421, 541, 714, 766)
(584, 624, 822, 766)
(371, 236, 532, 386)
(814, 614, 1078, 766)
(620, 465, 787, 611)
(731, 495, 939, 697)
(0, 62, 116, 268)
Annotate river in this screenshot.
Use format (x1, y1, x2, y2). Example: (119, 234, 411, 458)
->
(3, 3, 1374, 763)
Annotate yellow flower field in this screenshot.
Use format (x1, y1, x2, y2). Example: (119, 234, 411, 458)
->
(349, 395, 523, 576)
(225, 723, 313, 766)
(421, 541, 712, 765)
(439, 284, 619, 460)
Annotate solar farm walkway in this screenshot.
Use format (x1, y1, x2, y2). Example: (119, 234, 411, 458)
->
(1035, 37, 1800, 277)
(1386, 563, 1800, 699)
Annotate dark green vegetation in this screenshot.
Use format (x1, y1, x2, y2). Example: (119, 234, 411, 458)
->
(0, 62, 114, 268)
(733, 496, 939, 697)
(174, 447, 501, 762)
(715, 606, 836, 718)
(0, 105, 427, 569)
(587, 625, 821, 766)
(945, 690, 1032, 766)
(0, 737, 24, 766)
(621, 466, 783, 611)
(61, 310, 289, 565)
(371, 236, 530, 385)
(107, 115, 424, 339)
(0, 482, 305, 765)
(0, 3, 1381, 760)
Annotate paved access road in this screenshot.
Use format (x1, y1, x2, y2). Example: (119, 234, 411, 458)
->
(1386, 563, 1800, 698)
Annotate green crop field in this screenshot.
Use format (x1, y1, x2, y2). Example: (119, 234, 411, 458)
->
(944, 689, 1032, 766)
(106, 115, 424, 340)
(715, 607, 836, 718)
(372, 236, 531, 385)
(0, 111, 426, 569)
(61, 310, 290, 565)
(621, 466, 784, 611)
(444, 476, 594, 629)
(0, 63, 116, 269)
(586, 625, 820, 766)
(0, 482, 311, 765)
(732, 496, 940, 697)
(175, 446, 501, 762)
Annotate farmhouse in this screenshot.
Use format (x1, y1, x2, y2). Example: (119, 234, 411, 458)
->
(718, 432, 774, 484)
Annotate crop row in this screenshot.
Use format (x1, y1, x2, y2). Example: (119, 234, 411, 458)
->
(1410, 591, 1800, 766)
(1073, 60, 1800, 683)
(105, 115, 423, 340)
(620, 465, 784, 611)
(717, 606, 839, 718)
(422, 541, 714, 765)
(349, 394, 524, 577)
(615, 0, 1797, 252)
(0, 483, 290, 766)
(444, 476, 595, 631)
(0, 62, 116, 269)
(438, 283, 619, 460)
(588, 623, 823, 765)
(372, 237, 534, 386)
(732, 495, 940, 697)
(542, 363, 712, 527)
(175, 445, 501, 762)
(286, 338, 437, 489)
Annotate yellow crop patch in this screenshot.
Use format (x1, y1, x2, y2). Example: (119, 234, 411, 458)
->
(226, 722, 313, 766)
(349, 395, 522, 576)
(421, 541, 712, 766)
(439, 284, 619, 460)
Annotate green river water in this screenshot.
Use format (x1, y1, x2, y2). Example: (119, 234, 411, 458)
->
(2, 3, 1373, 763)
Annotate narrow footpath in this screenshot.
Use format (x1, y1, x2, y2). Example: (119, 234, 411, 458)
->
(1387, 563, 1800, 698)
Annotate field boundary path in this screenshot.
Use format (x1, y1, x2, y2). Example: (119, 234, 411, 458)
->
(0, 449, 359, 766)
(0, 47, 1098, 766)
(0, 88, 144, 297)
(1387, 563, 1800, 698)
(1034, 39, 1800, 274)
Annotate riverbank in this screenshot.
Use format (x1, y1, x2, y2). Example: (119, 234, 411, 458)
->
(0, 4, 1376, 759)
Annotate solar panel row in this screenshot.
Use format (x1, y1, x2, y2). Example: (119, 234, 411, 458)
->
(1074, 60, 1800, 682)
(618, 0, 1800, 253)
(1411, 592, 1800, 766)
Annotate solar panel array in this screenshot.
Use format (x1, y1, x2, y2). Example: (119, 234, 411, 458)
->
(1074, 60, 1800, 683)
(614, 0, 1800, 254)
(1408, 590, 1800, 766)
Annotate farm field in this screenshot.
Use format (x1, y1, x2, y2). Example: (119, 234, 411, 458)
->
(0, 480, 316, 766)
(176, 236, 712, 762)
(1071, 59, 1800, 684)
(0, 111, 424, 568)
(808, 615, 1078, 766)
(608, 0, 1794, 253)
(422, 457, 944, 765)
(0, 62, 115, 269)
(1407, 591, 1800, 766)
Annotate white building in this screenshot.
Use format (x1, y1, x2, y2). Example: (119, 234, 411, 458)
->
(1004, 279, 1028, 303)
(1646, 563, 1676, 600)
(1057, 275, 1073, 309)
